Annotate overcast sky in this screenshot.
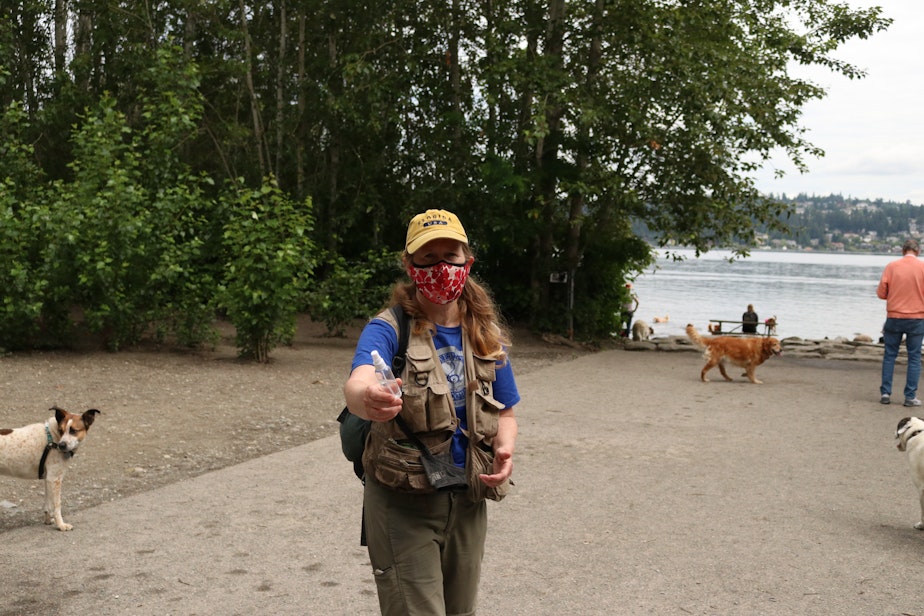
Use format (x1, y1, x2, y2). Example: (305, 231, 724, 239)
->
(753, 0, 924, 205)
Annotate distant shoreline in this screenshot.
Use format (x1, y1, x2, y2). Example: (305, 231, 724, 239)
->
(655, 245, 898, 258)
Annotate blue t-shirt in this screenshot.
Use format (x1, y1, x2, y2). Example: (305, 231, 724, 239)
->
(351, 317, 521, 466)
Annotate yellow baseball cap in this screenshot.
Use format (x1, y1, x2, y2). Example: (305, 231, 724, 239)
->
(405, 209, 469, 254)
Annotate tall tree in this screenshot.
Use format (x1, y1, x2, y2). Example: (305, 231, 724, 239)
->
(0, 0, 891, 339)
(466, 0, 888, 333)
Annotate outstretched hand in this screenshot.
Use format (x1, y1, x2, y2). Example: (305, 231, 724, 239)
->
(364, 379, 404, 422)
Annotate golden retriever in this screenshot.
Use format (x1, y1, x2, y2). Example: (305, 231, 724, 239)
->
(686, 324, 782, 384)
(631, 320, 654, 341)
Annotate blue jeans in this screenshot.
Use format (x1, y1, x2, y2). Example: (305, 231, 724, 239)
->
(881, 318, 924, 400)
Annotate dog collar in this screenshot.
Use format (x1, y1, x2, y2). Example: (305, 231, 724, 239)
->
(38, 423, 71, 480)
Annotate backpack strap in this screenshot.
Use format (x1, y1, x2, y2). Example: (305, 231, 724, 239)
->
(389, 304, 411, 376)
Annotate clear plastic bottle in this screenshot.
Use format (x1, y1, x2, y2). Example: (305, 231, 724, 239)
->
(371, 350, 402, 398)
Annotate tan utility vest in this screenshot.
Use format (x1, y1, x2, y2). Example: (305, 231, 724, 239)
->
(362, 307, 509, 501)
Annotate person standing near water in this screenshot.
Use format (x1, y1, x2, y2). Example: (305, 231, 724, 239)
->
(877, 238, 924, 406)
(622, 283, 639, 337)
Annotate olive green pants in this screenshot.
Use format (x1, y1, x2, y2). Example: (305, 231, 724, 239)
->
(363, 477, 487, 616)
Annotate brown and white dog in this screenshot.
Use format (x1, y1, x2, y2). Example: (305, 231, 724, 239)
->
(0, 406, 100, 531)
(686, 324, 782, 384)
(896, 416, 924, 530)
(765, 316, 778, 336)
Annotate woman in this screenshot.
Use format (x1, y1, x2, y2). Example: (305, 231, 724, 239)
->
(742, 304, 759, 334)
(343, 209, 520, 616)
(622, 283, 639, 336)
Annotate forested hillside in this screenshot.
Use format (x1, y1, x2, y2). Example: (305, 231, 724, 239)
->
(761, 194, 924, 252)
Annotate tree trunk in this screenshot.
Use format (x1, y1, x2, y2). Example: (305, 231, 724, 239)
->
(449, 0, 462, 178)
(324, 12, 341, 252)
(296, 12, 306, 198)
(563, 0, 605, 338)
(239, 0, 267, 177)
(18, 3, 37, 112)
(531, 0, 566, 327)
(53, 0, 67, 76)
(274, 0, 287, 179)
(73, 7, 91, 90)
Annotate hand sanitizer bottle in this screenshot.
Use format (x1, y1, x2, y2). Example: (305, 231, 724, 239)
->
(371, 350, 402, 398)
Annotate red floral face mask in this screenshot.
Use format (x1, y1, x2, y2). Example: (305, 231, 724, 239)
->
(407, 258, 473, 305)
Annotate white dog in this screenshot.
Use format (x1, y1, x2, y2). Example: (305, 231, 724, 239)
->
(895, 416, 924, 529)
(631, 320, 654, 341)
(0, 406, 101, 530)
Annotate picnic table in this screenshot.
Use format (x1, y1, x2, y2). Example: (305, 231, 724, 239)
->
(708, 319, 776, 337)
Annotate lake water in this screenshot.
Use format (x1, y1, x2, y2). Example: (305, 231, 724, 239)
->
(632, 249, 898, 340)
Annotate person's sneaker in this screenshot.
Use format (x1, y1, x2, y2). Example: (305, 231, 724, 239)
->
(904, 398, 922, 407)
(881, 394, 891, 405)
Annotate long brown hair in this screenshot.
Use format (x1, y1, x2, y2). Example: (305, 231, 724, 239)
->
(392, 249, 511, 361)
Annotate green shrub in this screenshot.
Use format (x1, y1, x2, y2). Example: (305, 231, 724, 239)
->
(0, 103, 51, 349)
(218, 177, 316, 362)
(0, 191, 48, 350)
(307, 248, 399, 336)
(144, 181, 221, 348)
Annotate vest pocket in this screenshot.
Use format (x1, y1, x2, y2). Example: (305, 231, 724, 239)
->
(401, 385, 454, 433)
(472, 354, 498, 382)
(466, 441, 508, 502)
(402, 349, 455, 433)
(469, 388, 504, 441)
(367, 431, 454, 493)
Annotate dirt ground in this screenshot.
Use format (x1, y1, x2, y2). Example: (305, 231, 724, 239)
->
(0, 316, 593, 533)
